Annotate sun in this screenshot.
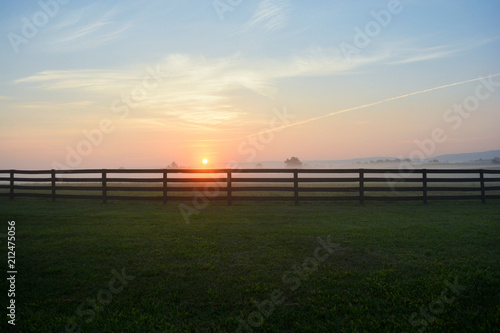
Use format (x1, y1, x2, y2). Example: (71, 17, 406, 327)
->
(202, 158, 208, 165)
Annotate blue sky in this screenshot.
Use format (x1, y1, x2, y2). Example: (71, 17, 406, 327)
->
(1, 0, 499, 169)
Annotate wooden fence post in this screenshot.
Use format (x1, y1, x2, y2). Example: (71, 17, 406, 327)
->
(9, 170, 14, 200)
(227, 171, 232, 206)
(294, 171, 299, 206)
(422, 169, 428, 204)
(480, 170, 485, 204)
(51, 169, 56, 202)
(163, 171, 168, 204)
(102, 170, 107, 204)
(359, 170, 364, 205)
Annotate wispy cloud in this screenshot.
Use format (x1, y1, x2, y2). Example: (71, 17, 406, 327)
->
(14, 101, 94, 110)
(14, 55, 254, 125)
(56, 21, 109, 43)
(279, 46, 386, 77)
(241, 0, 292, 34)
(15, 70, 135, 91)
(13, 35, 492, 126)
(388, 37, 500, 65)
(46, 5, 131, 51)
(11, 49, 366, 126)
(389, 44, 463, 64)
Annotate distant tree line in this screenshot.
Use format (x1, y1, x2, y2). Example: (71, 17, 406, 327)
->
(284, 157, 303, 168)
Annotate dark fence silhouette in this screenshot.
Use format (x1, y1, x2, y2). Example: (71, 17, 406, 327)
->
(1, 168, 500, 205)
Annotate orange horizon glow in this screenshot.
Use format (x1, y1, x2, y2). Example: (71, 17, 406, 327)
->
(1, 2, 499, 171)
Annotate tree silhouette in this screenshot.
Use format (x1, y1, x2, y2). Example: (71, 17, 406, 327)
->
(284, 157, 302, 168)
(168, 161, 179, 168)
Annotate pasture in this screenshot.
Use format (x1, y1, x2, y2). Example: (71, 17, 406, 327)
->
(0, 197, 499, 332)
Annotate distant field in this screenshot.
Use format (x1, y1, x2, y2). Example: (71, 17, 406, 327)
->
(0, 198, 499, 332)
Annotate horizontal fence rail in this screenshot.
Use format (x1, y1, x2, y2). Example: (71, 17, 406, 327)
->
(1, 168, 500, 205)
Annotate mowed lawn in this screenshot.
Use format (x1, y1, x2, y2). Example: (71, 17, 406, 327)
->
(0, 198, 499, 332)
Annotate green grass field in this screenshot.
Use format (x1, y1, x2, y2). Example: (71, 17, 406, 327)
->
(0, 197, 499, 332)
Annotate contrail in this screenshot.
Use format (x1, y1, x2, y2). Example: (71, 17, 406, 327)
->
(248, 73, 500, 137)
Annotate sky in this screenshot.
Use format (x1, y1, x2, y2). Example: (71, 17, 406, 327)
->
(0, 0, 499, 169)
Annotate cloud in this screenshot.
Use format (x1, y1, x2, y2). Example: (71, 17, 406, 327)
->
(15, 69, 134, 91)
(14, 101, 94, 110)
(389, 44, 462, 64)
(388, 37, 500, 65)
(14, 54, 256, 125)
(13, 36, 493, 126)
(279, 46, 387, 78)
(241, 0, 292, 34)
(12, 50, 363, 126)
(46, 5, 131, 51)
(15, 50, 354, 98)
(56, 21, 109, 43)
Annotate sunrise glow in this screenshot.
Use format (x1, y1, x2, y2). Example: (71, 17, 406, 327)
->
(0, 1, 498, 170)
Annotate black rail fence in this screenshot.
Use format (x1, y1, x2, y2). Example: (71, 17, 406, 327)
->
(1, 168, 500, 205)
